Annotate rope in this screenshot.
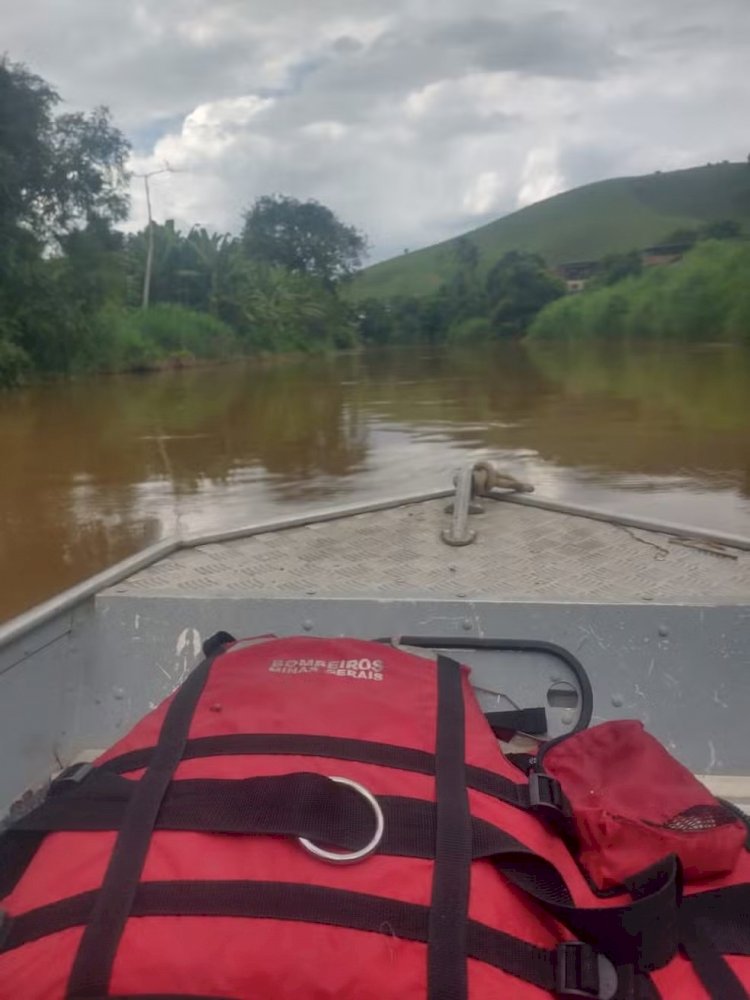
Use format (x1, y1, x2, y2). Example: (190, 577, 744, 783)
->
(471, 461, 534, 496)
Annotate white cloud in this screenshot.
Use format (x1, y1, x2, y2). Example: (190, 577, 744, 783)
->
(518, 148, 566, 208)
(4, 0, 750, 260)
(463, 171, 507, 215)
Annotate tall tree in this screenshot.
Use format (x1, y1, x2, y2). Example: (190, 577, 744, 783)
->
(0, 57, 130, 380)
(186, 227, 237, 314)
(485, 251, 564, 336)
(0, 58, 130, 242)
(242, 195, 367, 285)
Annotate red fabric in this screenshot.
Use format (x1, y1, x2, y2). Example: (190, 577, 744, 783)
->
(543, 720, 746, 889)
(1, 639, 748, 999)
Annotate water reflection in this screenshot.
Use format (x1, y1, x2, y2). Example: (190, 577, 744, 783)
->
(1, 342, 749, 620)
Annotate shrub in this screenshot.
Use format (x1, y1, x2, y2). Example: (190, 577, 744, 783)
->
(447, 316, 494, 342)
(93, 304, 240, 371)
(124, 304, 239, 359)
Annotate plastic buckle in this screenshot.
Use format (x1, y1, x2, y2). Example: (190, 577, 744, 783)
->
(529, 772, 568, 816)
(555, 942, 618, 1000)
(50, 762, 94, 795)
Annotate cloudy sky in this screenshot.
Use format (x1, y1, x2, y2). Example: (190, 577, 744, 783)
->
(4, 0, 749, 260)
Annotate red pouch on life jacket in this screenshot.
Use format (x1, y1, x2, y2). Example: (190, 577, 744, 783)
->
(540, 720, 746, 890)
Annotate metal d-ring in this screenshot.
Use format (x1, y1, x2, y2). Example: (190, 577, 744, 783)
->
(298, 776, 385, 864)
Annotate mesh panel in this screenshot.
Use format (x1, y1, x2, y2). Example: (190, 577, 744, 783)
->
(663, 804, 736, 832)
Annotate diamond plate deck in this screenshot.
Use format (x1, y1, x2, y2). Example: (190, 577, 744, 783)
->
(109, 499, 750, 604)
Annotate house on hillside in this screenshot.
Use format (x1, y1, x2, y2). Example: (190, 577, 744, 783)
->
(553, 260, 599, 293)
(641, 242, 694, 267)
(554, 241, 694, 293)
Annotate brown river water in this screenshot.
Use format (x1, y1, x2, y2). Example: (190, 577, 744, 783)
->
(1, 341, 749, 623)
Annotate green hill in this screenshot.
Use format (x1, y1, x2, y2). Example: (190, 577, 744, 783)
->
(351, 162, 750, 300)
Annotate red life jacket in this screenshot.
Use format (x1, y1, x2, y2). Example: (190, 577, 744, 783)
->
(1, 634, 749, 999)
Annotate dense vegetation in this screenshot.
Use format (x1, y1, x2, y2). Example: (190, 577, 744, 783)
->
(3, 56, 749, 388)
(0, 58, 366, 386)
(357, 242, 565, 345)
(351, 163, 750, 300)
(529, 240, 750, 344)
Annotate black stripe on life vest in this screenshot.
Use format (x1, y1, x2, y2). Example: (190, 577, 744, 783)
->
(1, 770, 683, 972)
(99, 732, 554, 815)
(101, 732, 434, 777)
(3, 779, 531, 863)
(680, 917, 749, 1000)
(0, 879, 613, 996)
(65, 641, 229, 998)
(428, 656, 472, 1000)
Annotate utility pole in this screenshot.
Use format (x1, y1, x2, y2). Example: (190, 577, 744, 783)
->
(133, 165, 174, 310)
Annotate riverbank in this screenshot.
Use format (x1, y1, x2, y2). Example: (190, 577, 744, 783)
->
(2, 304, 358, 389)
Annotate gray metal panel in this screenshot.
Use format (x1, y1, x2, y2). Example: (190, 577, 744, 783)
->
(0, 602, 94, 816)
(90, 595, 749, 775)
(111, 500, 750, 604)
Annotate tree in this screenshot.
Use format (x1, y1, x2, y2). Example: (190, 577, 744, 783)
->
(186, 227, 237, 315)
(0, 57, 130, 380)
(0, 58, 130, 242)
(242, 195, 367, 285)
(356, 299, 393, 345)
(445, 236, 483, 319)
(485, 251, 564, 336)
(125, 221, 188, 307)
(453, 236, 480, 275)
(0, 60, 56, 241)
(660, 227, 699, 248)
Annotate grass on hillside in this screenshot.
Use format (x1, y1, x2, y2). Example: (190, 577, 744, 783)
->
(351, 163, 750, 300)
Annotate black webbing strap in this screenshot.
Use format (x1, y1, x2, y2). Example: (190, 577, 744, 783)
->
(1, 879, 642, 997)
(65, 641, 229, 998)
(680, 918, 749, 1000)
(0, 771, 681, 971)
(98, 731, 569, 818)
(493, 852, 681, 972)
(485, 708, 548, 739)
(428, 656, 472, 1000)
(0, 826, 711, 993)
(0, 777, 534, 866)
(1, 778, 681, 976)
(100, 733, 431, 777)
(0, 829, 40, 899)
(679, 886, 750, 1000)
